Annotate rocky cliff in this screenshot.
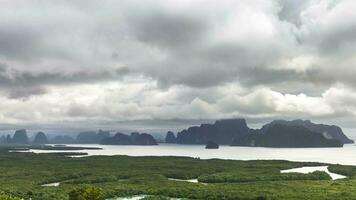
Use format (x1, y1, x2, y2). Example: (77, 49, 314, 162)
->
(176, 119, 249, 144)
(232, 124, 343, 148)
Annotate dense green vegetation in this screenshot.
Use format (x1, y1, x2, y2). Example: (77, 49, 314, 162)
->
(328, 165, 356, 178)
(0, 193, 21, 200)
(1, 146, 356, 199)
(198, 170, 330, 183)
(68, 186, 104, 200)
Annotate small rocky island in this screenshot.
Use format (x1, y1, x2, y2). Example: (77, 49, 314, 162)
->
(205, 141, 219, 149)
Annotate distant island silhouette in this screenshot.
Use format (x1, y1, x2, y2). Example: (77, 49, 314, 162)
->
(0, 119, 353, 148)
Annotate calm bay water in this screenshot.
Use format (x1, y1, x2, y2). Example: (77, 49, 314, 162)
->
(24, 143, 356, 166)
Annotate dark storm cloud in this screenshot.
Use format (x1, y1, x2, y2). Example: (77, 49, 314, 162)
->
(0, 0, 355, 92)
(278, 0, 311, 25)
(238, 67, 300, 87)
(0, 65, 129, 87)
(130, 11, 207, 49)
(0, 64, 129, 98)
(152, 63, 301, 89)
(315, 25, 356, 54)
(0, 23, 45, 60)
(303, 66, 356, 89)
(6, 86, 48, 99)
(141, 40, 298, 89)
(0, 0, 299, 91)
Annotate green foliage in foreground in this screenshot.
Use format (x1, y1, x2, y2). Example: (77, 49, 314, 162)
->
(0, 193, 21, 200)
(198, 169, 330, 183)
(68, 186, 104, 200)
(328, 164, 356, 177)
(1, 145, 356, 200)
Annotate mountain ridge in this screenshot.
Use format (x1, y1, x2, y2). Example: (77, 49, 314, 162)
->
(168, 118, 353, 147)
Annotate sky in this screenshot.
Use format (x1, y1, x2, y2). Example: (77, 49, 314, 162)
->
(1, 0, 356, 134)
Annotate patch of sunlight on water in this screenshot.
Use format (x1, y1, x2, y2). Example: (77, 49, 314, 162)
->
(41, 182, 60, 187)
(167, 178, 198, 183)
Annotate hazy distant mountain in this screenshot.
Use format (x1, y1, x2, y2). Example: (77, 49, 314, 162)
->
(101, 132, 157, 145)
(0, 135, 5, 144)
(76, 131, 98, 144)
(50, 135, 76, 144)
(101, 132, 130, 145)
(33, 132, 48, 144)
(165, 131, 177, 143)
(232, 124, 343, 148)
(12, 129, 29, 144)
(0, 135, 10, 144)
(4, 135, 12, 144)
(130, 132, 140, 141)
(176, 119, 249, 144)
(76, 130, 110, 144)
(134, 133, 157, 145)
(261, 120, 353, 144)
(97, 130, 111, 141)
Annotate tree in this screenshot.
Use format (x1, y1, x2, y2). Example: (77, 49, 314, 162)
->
(69, 186, 104, 200)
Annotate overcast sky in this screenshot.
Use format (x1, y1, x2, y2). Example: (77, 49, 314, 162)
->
(1, 0, 356, 131)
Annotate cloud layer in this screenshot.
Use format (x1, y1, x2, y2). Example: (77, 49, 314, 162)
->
(0, 0, 356, 127)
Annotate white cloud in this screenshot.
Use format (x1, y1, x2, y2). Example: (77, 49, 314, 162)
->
(0, 80, 355, 124)
(0, 0, 355, 127)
